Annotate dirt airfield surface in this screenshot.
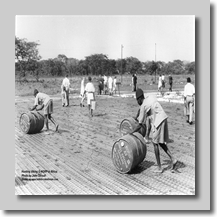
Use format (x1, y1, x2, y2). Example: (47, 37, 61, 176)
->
(15, 92, 195, 195)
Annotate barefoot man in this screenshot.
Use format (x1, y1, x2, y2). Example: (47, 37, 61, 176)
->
(29, 89, 59, 132)
(132, 88, 177, 173)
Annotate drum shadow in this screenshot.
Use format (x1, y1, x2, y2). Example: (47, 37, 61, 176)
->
(56, 129, 70, 134)
(93, 113, 107, 117)
(128, 160, 155, 174)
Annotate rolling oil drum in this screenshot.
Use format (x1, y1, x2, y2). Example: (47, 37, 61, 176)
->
(120, 117, 147, 137)
(112, 132, 147, 174)
(19, 111, 44, 134)
(119, 117, 140, 136)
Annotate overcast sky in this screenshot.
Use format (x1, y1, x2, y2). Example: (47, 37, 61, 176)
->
(15, 15, 195, 63)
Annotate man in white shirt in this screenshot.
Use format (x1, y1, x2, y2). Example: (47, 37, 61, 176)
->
(62, 74, 70, 106)
(184, 77, 195, 125)
(108, 76, 113, 95)
(158, 75, 162, 92)
(84, 76, 96, 117)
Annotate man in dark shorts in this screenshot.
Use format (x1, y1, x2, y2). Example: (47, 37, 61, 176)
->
(29, 89, 59, 132)
(133, 73, 137, 91)
(132, 88, 177, 173)
(168, 75, 173, 92)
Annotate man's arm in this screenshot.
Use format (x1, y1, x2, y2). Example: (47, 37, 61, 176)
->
(131, 123, 145, 134)
(134, 109, 140, 121)
(29, 105, 37, 111)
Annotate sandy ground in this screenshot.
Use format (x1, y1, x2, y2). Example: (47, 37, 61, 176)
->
(15, 91, 195, 195)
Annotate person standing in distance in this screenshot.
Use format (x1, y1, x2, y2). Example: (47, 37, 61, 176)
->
(133, 73, 137, 91)
(80, 77, 85, 107)
(62, 74, 70, 107)
(158, 75, 162, 92)
(184, 77, 195, 125)
(162, 74, 165, 89)
(132, 88, 177, 173)
(108, 75, 113, 96)
(168, 75, 173, 92)
(61, 83, 66, 107)
(84, 76, 96, 117)
(113, 76, 117, 94)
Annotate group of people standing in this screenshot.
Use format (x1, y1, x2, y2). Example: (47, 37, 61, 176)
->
(61, 75, 96, 117)
(158, 74, 173, 93)
(98, 75, 117, 95)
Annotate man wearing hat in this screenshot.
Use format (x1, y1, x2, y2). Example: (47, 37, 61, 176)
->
(132, 88, 177, 173)
(29, 89, 59, 132)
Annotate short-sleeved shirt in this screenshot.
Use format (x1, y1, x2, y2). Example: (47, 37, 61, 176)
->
(34, 92, 51, 106)
(80, 79, 85, 95)
(104, 76, 107, 84)
(85, 82, 95, 93)
(184, 83, 195, 97)
(113, 78, 117, 86)
(158, 77, 162, 86)
(108, 77, 113, 88)
(138, 95, 168, 129)
(62, 77, 70, 90)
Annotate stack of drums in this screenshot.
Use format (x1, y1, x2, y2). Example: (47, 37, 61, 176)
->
(112, 132, 147, 173)
(19, 111, 44, 134)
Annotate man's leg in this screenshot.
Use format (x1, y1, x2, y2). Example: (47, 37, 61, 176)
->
(159, 143, 177, 170)
(153, 142, 163, 172)
(87, 104, 91, 116)
(184, 102, 189, 122)
(61, 93, 65, 106)
(145, 117, 151, 141)
(65, 90, 69, 106)
(48, 114, 59, 131)
(44, 114, 49, 130)
(189, 102, 193, 124)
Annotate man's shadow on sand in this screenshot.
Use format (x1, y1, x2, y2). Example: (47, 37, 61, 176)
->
(128, 159, 185, 175)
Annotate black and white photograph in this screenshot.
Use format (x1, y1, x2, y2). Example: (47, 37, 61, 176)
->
(15, 15, 195, 195)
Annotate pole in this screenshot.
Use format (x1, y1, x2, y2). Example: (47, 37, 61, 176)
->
(155, 43, 156, 84)
(121, 44, 123, 83)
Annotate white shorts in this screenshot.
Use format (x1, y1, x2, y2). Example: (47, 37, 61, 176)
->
(87, 93, 94, 105)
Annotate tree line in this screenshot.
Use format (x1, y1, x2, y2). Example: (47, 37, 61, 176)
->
(15, 37, 195, 81)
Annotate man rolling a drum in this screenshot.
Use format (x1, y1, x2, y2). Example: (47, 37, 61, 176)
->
(132, 88, 177, 173)
(29, 89, 59, 132)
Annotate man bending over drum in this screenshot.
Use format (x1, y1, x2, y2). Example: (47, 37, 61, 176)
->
(132, 88, 177, 173)
(29, 89, 59, 132)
